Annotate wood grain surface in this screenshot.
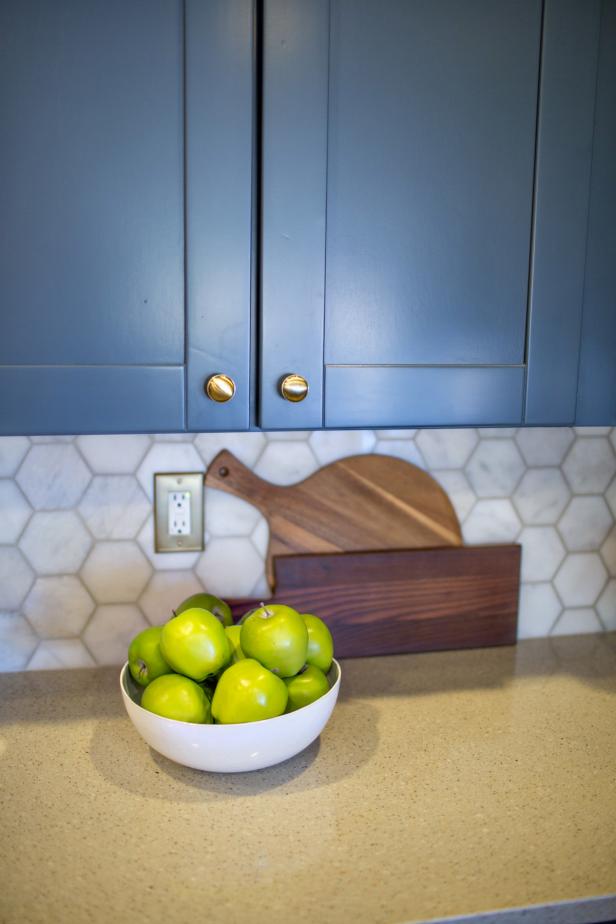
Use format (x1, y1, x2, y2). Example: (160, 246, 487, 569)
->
(205, 450, 462, 589)
(228, 545, 520, 657)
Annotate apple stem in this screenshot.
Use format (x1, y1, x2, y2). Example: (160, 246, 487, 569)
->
(259, 601, 274, 619)
(137, 659, 148, 681)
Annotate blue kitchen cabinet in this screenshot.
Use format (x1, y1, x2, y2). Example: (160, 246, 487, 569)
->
(260, 0, 613, 429)
(2, 0, 613, 435)
(0, 0, 254, 435)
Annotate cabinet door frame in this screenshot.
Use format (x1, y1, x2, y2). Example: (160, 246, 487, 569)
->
(260, 0, 329, 430)
(185, 0, 256, 432)
(525, 0, 602, 424)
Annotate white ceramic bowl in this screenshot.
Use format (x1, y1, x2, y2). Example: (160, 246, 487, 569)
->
(120, 659, 341, 773)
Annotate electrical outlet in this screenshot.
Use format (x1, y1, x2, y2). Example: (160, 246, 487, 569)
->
(168, 491, 191, 536)
(154, 472, 204, 552)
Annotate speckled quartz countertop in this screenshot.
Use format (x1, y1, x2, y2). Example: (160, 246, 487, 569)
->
(1, 635, 615, 924)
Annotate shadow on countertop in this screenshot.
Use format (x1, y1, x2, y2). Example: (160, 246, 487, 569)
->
(87, 696, 379, 801)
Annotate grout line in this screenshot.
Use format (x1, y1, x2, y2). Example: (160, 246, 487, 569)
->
(547, 607, 564, 636)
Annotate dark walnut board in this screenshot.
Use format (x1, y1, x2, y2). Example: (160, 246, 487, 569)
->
(206, 451, 521, 657)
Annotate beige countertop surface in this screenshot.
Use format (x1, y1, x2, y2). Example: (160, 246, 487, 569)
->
(1, 634, 615, 924)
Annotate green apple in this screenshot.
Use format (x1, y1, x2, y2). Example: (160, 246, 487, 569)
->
(240, 604, 308, 677)
(211, 659, 288, 724)
(224, 624, 245, 663)
(302, 613, 334, 672)
(142, 674, 211, 723)
(175, 592, 233, 627)
(128, 626, 173, 687)
(284, 665, 330, 712)
(160, 607, 231, 681)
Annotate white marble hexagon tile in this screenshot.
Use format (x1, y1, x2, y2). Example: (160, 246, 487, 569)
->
(0, 428, 615, 671)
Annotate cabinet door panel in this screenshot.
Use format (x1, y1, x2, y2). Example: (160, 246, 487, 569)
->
(0, 0, 184, 366)
(324, 0, 541, 367)
(325, 367, 524, 429)
(0, 367, 184, 435)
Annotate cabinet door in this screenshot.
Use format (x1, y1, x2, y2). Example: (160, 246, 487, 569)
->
(261, 0, 541, 429)
(0, 0, 253, 435)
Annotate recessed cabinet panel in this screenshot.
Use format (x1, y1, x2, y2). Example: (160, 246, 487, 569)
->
(0, 366, 184, 435)
(325, 367, 524, 429)
(324, 0, 542, 367)
(0, 0, 184, 366)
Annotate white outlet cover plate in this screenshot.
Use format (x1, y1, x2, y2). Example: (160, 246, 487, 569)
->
(154, 472, 204, 553)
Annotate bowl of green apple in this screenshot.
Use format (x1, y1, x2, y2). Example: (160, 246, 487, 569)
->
(120, 593, 341, 773)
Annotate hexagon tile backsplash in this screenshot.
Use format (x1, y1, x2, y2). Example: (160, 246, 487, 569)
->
(1, 428, 615, 671)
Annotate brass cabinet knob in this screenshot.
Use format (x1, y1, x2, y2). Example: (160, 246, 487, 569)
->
(205, 373, 236, 403)
(280, 373, 309, 402)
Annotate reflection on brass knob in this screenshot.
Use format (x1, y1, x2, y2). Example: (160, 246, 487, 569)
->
(280, 373, 309, 402)
(205, 373, 236, 403)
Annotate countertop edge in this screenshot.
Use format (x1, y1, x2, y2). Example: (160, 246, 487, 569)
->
(423, 893, 616, 924)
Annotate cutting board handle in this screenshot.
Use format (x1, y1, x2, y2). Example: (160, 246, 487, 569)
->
(205, 448, 464, 594)
(205, 449, 274, 514)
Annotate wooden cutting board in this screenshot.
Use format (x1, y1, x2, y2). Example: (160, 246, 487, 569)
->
(228, 545, 521, 656)
(205, 449, 462, 589)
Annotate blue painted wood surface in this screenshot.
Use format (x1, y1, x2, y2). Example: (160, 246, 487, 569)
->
(259, 0, 329, 430)
(324, 0, 541, 368)
(185, 0, 254, 432)
(325, 367, 524, 428)
(0, 367, 184, 435)
(525, 0, 601, 424)
(0, 0, 187, 433)
(0, 0, 184, 367)
(260, 0, 550, 431)
(2, 0, 614, 434)
(576, 0, 616, 424)
(0, 0, 257, 435)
